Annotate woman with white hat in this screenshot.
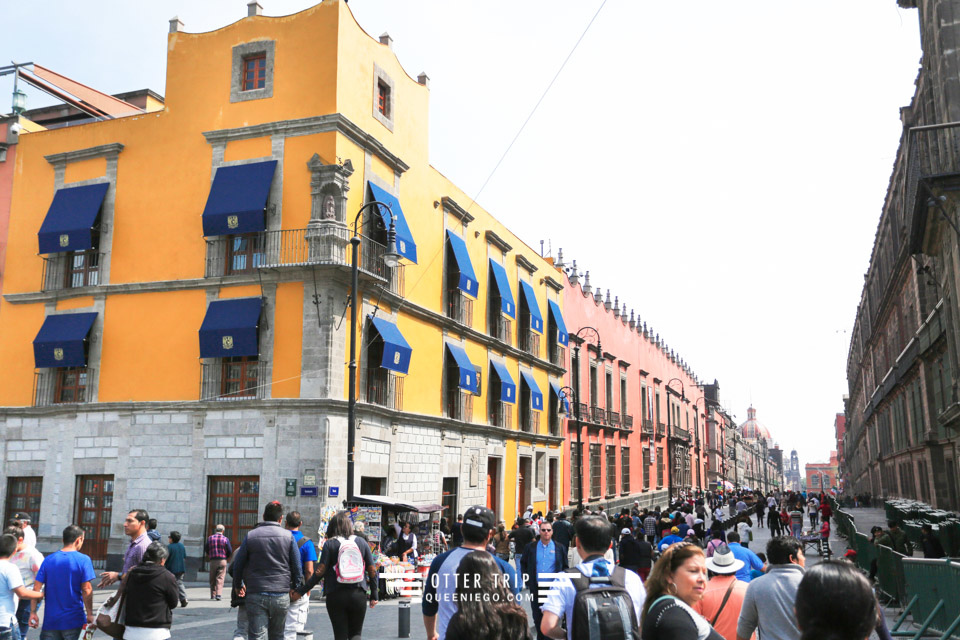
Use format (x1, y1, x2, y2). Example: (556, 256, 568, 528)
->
(693, 543, 752, 640)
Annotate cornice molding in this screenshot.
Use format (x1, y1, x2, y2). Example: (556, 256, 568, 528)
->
(515, 254, 538, 274)
(484, 230, 512, 254)
(543, 275, 563, 292)
(441, 196, 475, 226)
(45, 143, 124, 166)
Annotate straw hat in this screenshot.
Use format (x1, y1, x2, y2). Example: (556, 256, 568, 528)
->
(704, 543, 745, 575)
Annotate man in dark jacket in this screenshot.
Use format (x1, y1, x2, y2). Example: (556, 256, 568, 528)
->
(520, 521, 568, 640)
(124, 542, 180, 635)
(508, 518, 536, 577)
(231, 501, 303, 640)
(920, 524, 946, 558)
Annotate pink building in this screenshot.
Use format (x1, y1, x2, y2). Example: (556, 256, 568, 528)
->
(559, 266, 708, 510)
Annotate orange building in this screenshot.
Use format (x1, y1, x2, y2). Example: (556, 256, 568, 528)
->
(805, 451, 839, 492)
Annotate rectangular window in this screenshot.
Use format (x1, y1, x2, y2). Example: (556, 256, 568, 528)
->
(620, 377, 628, 418)
(4, 477, 42, 527)
(66, 250, 100, 288)
(606, 445, 616, 497)
(377, 81, 391, 117)
(605, 370, 613, 410)
(243, 54, 267, 91)
(226, 234, 265, 275)
(442, 477, 459, 523)
(570, 443, 582, 503)
(621, 446, 630, 494)
(590, 364, 599, 407)
(656, 447, 664, 487)
(359, 477, 386, 495)
(206, 476, 259, 552)
(221, 356, 259, 399)
(643, 448, 650, 489)
(55, 367, 89, 404)
(75, 475, 114, 568)
(590, 444, 602, 499)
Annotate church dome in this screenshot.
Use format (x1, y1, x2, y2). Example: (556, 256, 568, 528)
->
(739, 406, 772, 441)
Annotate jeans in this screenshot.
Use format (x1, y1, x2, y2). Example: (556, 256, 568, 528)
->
(233, 605, 248, 640)
(0, 624, 21, 640)
(39, 631, 80, 640)
(246, 593, 290, 640)
(325, 586, 368, 640)
(173, 572, 187, 604)
(16, 599, 38, 639)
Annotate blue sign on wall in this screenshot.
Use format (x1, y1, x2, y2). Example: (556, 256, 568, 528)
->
(300, 487, 318, 497)
(329, 486, 339, 497)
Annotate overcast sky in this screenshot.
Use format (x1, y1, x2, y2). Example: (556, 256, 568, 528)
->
(3, 1, 924, 471)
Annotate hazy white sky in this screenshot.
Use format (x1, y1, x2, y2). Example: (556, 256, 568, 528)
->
(4, 1, 924, 469)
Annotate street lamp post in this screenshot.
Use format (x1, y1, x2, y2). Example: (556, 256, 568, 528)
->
(346, 201, 401, 502)
(571, 327, 600, 513)
(664, 378, 684, 502)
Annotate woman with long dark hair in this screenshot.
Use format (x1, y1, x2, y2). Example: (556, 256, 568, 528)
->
(292, 511, 379, 640)
(444, 550, 531, 640)
(641, 542, 723, 639)
(795, 560, 877, 640)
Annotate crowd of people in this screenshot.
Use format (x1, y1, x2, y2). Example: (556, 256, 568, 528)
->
(418, 489, 897, 640)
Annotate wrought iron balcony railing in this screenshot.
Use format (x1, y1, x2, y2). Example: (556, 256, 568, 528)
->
(607, 410, 621, 426)
(521, 408, 541, 433)
(518, 329, 540, 358)
(446, 289, 474, 326)
(622, 414, 634, 430)
(361, 367, 404, 410)
(491, 315, 512, 345)
(200, 361, 266, 401)
(549, 344, 566, 368)
(657, 421, 666, 436)
(592, 405, 606, 424)
(42, 251, 104, 291)
(448, 391, 474, 422)
(490, 401, 512, 429)
(642, 419, 654, 435)
(34, 367, 94, 406)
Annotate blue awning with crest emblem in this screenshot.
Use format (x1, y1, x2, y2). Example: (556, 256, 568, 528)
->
(489, 260, 516, 319)
(199, 298, 262, 358)
(367, 181, 417, 263)
(519, 281, 543, 334)
(38, 182, 109, 254)
(445, 231, 478, 297)
(445, 343, 478, 394)
(489, 360, 516, 404)
(548, 300, 569, 346)
(368, 316, 412, 375)
(33, 312, 98, 368)
(201, 160, 277, 237)
(521, 371, 544, 411)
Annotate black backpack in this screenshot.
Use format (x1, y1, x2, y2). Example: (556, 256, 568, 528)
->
(566, 565, 640, 640)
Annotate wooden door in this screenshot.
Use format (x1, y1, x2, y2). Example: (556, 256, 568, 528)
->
(206, 476, 260, 550)
(548, 459, 558, 512)
(75, 475, 114, 568)
(486, 459, 499, 516)
(518, 457, 531, 516)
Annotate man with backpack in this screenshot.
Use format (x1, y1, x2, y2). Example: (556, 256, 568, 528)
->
(540, 516, 645, 640)
(283, 511, 316, 640)
(231, 501, 303, 640)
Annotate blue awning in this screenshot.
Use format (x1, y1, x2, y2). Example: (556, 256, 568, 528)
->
(548, 301, 569, 346)
(445, 343, 478, 394)
(519, 281, 543, 334)
(201, 160, 277, 236)
(488, 260, 516, 319)
(369, 316, 412, 375)
(367, 182, 417, 263)
(445, 231, 477, 297)
(521, 371, 543, 411)
(489, 361, 516, 404)
(199, 298, 262, 358)
(33, 312, 98, 368)
(550, 382, 570, 414)
(38, 182, 109, 254)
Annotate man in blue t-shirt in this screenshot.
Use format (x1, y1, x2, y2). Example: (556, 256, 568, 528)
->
(283, 511, 317, 640)
(725, 531, 764, 583)
(422, 506, 518, 640)
(657, 526, 684, 553)
(31, 525, 97, 640)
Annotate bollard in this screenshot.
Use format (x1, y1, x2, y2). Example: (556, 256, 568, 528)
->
(398, 596, 411, 638)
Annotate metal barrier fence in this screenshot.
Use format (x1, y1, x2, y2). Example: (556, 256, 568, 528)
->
(900, 558, 960, 639)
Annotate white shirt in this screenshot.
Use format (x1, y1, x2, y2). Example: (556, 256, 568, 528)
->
(737, 522, 753, 543)
(0, 559, 24, 627)
(542, 557, 645, 640)
(22, 526, 36, 550)
(123, 627, 171, 640)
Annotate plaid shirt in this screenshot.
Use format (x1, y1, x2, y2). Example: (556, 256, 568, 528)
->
(205, 533, 233, 559)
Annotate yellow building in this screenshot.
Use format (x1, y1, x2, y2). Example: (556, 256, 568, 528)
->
(0, 1, 565, 565)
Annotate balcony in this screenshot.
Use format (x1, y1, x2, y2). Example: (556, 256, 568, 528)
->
(491, 315, 512, 345)
(549, 344, 566, 368)
(622, 414, 634, 430)
(490, 401, 512, 429)
(446, 289, 474, 326)
(34, 367, 94, 407)
(200, 360, 265, 401)
(204, 229, 404, 294)
(518, 329, 540, 358)
(521, 408, 540, 433)
(671, 425, 691, 442)
(361, 367, 403, 410)
(642, 419, 654, 435)
(448, 391, 474, 422)
(592, 405, 606, 424)
(657, 421, 666, 437)
(42, 251, 104, 291)
(607, 410, 620, 426)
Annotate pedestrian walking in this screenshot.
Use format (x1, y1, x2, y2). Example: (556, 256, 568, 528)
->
(30, 525, 97, 640)
(122, 542, 181, 640)
(806, 499, 819, 529)
(99, 509, 152, 588)
(493, 525, 511, 562)
(5, 526, 42, 640)
(540, 515, 645, 640)
(641, 541, 723, 640)
(789, 506, 803, 538)
(736, 517, 753, 550)
(292, 511, 377, 640)
(795, 560, 877, 640)
(520, 520, 568, 639)
(231, 501, 303, 640)
(422, 506, 518, 640)
(0, 534, 43, 640)
(204, 524, 233, 601)
(736, 536, 805, 640)
(165, 531, 188, 608)
(767, 506, 781, 537)
(692, 543, 750, 640)
(551, 512, 574, 551)
(446, 551, 530, 640)
(10, 517, 35, 552)
(724, 532, 763, 583)
(920, 524, 946, 559)
(643, 510, 659, 545)
(508, 518, 535, 580)
(282, 511, 316, 640)
(618, 528, 652, 581)
(147, 519, 161, 543)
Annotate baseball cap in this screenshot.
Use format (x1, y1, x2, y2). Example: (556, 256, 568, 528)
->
(671, 526, 679, 534)
(12, 513, 30, 522)
(462, 506, 495, 536)
(621, 528, 631, 535)
(844, 549, 857, 559)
